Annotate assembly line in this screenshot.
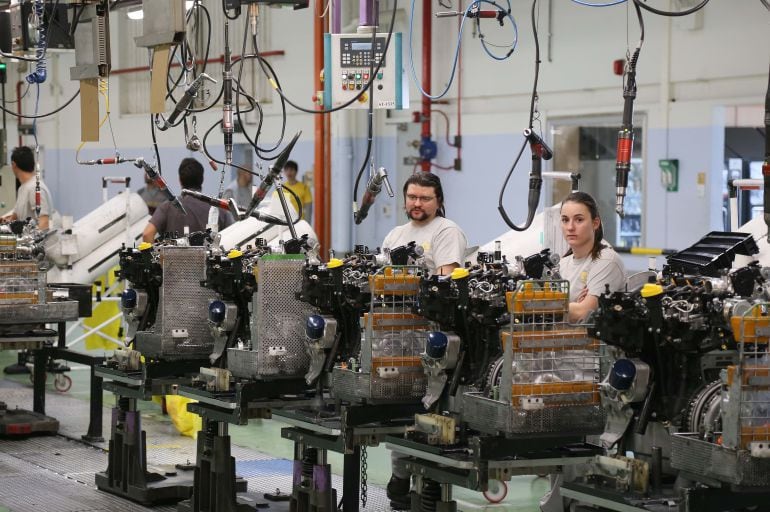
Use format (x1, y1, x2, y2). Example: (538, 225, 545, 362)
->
(1, 1, 770, 512)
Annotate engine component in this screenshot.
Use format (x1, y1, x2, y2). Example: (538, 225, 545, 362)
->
(226, 254, 313, 379)
(131, 245, 216, 360)
(303, 314, 338, 385)
(421, 330, 461, 409)
(664, 231, 759, 277)
(413, 413, 457, 445)
(463, 279, 605, 436)
(331, 265, 430, 403)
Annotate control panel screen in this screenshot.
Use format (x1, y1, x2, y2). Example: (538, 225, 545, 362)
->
(340, 37, 387, 68)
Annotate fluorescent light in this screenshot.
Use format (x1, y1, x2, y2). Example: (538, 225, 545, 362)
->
(126, 2, 192, 21)
(126, 6, 143, 20)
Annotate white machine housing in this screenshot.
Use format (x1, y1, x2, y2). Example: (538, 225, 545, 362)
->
(46, 191, 150, 284)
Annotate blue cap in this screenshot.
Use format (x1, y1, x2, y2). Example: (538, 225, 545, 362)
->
(208, 300, 227, 324)
(609, 359, 636, 391)
(121, 289, 137, 309)
(306, 315, 326, 340)
(425, 331, 448, 359)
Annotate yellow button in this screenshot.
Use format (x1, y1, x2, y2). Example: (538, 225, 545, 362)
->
(640, 283, 663, 298)
(450, 268, 470, 280)
(227, 249, 243, 259)
(138, 242, 152, 251)
(327, 258, 344, 269)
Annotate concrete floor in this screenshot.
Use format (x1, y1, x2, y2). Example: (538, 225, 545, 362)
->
(0, 348, 550, 511)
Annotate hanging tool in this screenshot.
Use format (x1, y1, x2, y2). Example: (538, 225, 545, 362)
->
(615, 1, 644, 218)
(243, 131, 302, 219)
(354, 166, 394, 224)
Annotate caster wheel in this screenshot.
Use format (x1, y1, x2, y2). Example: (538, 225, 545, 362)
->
(54, 374, 72, 393)
(483, 479, 508, 504)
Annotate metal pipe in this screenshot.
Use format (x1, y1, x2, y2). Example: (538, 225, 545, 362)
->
(16, 80, 23, 147)
(420, 0, 432, 172)
(332, 0, 342, 34)
(324, 103, 331, 250)
(360, 0, 378, 28)
(456, 13, 462, 170)
(314, 4, 328, 255)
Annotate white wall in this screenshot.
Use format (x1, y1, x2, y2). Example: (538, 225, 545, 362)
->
(2, 0, 768, 259)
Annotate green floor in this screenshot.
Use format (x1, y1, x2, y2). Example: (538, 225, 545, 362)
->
(0, 348, 549, 511)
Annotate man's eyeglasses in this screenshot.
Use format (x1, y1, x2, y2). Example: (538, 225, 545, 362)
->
(406, 194, 436, 203)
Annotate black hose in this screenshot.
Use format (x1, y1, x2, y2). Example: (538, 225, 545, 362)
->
(352, 26, 377, 205)
(496, 0, 544, 232)
(632, 0, 710, 17)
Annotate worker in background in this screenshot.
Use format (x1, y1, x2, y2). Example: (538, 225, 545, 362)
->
(0, 146, 55, 230)
(222, 168, 254, 210)
(142, 158, 233, 242)
(558, 191, 626, 323)
(382, 172, 467, 510)
(136, 174, 166, 215)
(280, 160, 312, 221)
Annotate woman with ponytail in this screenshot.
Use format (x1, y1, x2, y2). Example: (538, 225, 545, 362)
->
(559, 191, 626, 322)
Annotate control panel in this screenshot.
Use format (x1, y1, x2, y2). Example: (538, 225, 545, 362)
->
(324, 32, 403, 110)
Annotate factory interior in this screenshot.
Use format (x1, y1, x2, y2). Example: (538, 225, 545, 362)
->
(0, 1, 769, 511)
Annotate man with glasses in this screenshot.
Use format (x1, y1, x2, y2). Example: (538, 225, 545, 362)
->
(382, 172, 467, 509)
(381, 172, 467, 276)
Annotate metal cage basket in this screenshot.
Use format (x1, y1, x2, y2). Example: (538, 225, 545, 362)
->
(461, 279, 604, 435)
(134, 246, 216, 359)
(672, 303, 770, 486)
(227, 254, 313, 379)
(332, 265, 429, 403)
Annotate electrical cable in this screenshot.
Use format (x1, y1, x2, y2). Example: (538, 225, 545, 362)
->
(159, 0, 213, 127)
(409, 0, 517, 100)
(351, 27, 377, 206)
(474, 1, 518, 61)
(232, 26, 288, 160)
(570, 0, 626, 6)
(315, 0, 331, 17)
(150, 114, 162, 174)
(237, 48, 287, 160)
(496, 0, 549, 232)
(0, 89, 79, 118)
(431, 109, 457, 147)
(201, 119, 262, 178)
(632, 0, 710, 16)
(253, 0, 398, 115)
(1, 83, 31, 104)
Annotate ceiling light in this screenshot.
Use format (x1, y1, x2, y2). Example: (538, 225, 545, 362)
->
(126, 6, 143, 20)
(126, 2, 192, 21)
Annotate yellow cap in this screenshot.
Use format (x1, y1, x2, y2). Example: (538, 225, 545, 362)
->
(138, 242, 152, 251)
(227, 249, 243, 259)
(450, 268, 470, 280)
(641, 283, 664, 298)
(327, 258, 343, 269)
